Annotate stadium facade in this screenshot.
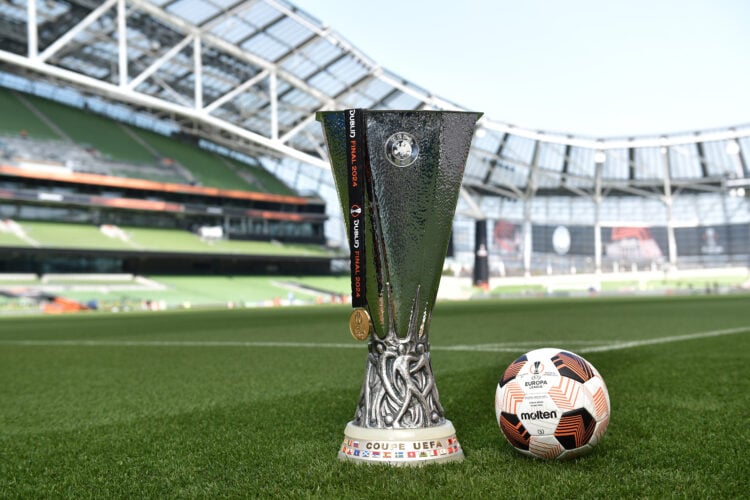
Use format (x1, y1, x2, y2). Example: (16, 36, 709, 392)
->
(0, 0, 748, 277)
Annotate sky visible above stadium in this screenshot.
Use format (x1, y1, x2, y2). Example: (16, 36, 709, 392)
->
(292, 0, 750, 138)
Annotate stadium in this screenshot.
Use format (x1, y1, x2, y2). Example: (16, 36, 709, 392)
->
(0, 0, 747, 497)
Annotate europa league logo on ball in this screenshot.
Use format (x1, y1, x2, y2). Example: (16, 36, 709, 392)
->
(317, 109, 481, 465)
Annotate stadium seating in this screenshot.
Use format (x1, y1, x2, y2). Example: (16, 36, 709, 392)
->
(0, 88, 294, 195)
(0, 220, 329, 257)
(0, 89, 60, 139)
(20, 93, 156, 164)
(125, 127, 252, 190)
(0, 83, 329, 279)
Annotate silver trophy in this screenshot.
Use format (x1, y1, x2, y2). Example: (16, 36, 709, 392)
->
(317, 109, 481, 465)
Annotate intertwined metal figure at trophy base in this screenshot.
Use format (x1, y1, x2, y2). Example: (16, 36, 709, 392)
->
(317, 109, 481, 466)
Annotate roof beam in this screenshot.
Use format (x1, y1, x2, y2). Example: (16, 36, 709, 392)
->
(695, 139, 710, 178)
(117, 0, 128, 87)
(197, 0, 248, 30)
(272, 31, 320, 65)
(464, 180, 524, 200)
(128, 0, 335, 109)
(234, 13, 287, 49)
(26, 0, 37, 59)
(204, 69, 269, 113)
(128, 34, 193, 90)
(0, 48, 327, 169)
(39, 0, 118, 63)
(561, 143, 572, 175)
(482, 132, 508, 185)
(368, 87, 400, 109)
(481, 119, 750, 150)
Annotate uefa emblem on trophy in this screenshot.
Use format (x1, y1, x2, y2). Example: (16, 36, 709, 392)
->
(317, 109, 482, 465)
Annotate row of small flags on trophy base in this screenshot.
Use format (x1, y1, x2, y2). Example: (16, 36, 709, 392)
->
(341, 438, 461, 459)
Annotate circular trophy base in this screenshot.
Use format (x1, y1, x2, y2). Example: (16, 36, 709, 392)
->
(338, 421, 464, 466)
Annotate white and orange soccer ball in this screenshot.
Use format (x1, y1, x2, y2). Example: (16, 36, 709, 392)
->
(495, 348, 610, 460)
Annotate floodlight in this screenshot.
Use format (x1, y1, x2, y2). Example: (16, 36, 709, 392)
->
(725, 141, 740, 155)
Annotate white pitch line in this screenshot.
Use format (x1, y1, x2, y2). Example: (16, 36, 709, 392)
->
(437, 340, 608, 353)
(576, 326, 750, 353)
(0, 339, 606, 351)
(0, 326, 748, 353)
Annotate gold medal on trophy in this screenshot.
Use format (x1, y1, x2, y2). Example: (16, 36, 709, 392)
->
(348, 307, 371, 341)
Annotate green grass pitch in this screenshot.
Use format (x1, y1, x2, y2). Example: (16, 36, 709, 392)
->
(1, 295, 748, 497)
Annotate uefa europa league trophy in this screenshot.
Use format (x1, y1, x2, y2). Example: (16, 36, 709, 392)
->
(317, 109, 482, 465)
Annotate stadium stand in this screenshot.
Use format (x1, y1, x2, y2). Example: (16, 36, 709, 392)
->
(19, 92, 157, 164)
(0, 220, 333, 275)
(0, 87, 270, 188)
(0, 89, 59, 139)
(0, 0, 747, 306)
(0, 85, 332, 277)
(0, 219, 328, 255)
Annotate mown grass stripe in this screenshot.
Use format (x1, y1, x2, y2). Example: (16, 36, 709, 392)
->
(2, 325, 747, 352)
(0, 339, 361, 349)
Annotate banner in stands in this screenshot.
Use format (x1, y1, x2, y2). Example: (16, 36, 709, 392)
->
(674, 223, 749, 257)
(520, 223, 748, 258)
(491, 220, 523, 256)
(602, 226, 667, 260)
(532, 224, 597, 256)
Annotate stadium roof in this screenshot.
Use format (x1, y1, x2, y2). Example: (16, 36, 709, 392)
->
(0, 0, 748, 204)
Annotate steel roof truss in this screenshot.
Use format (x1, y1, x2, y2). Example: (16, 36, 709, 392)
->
(38, 0, 118, 63)
(128, 34, 192, 89)
(203, 68, 269, 113)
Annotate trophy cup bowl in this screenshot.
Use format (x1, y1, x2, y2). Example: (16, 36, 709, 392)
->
(317, 109, 481, 465)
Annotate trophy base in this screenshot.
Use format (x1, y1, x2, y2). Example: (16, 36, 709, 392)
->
(338, 420, 464, 466)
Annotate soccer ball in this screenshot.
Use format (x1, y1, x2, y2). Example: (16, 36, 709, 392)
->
(495, 348, 610, 460)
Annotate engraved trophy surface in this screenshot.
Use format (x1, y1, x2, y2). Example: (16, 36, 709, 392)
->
(317, 109, 481, 465)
